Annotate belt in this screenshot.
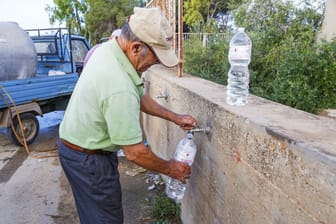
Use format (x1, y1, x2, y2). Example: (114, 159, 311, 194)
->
(61, 139, 113, 155)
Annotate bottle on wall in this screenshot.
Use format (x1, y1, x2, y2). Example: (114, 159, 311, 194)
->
(165, 131, 197, 202)
(226, 27, 252, 106)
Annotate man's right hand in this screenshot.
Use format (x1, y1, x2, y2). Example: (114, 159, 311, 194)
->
(123, 142, 192, 184)
(167, 160, 191, 184)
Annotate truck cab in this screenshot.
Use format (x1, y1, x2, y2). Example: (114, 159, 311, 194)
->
(25, 28, 90, 76)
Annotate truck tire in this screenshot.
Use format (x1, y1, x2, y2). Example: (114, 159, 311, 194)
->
(8, 113, 40, 146)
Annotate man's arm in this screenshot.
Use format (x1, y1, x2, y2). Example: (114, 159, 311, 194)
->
(140, 93, 196, 130)
(122, 142, 191, 184)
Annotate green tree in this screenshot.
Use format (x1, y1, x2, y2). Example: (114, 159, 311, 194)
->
(184, 0, 234, 32)
(85, 0, 144, 44)
(46, 0, 145, 44)
(46, 0, 88, 35)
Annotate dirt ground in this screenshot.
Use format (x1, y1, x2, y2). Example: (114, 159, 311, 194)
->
(0, 111, 167, 224)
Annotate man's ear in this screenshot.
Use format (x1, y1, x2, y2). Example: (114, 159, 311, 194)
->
(130, 42, 143, 54)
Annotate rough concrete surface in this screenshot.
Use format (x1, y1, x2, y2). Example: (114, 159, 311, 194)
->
(0, 111, 163, 224)
(143, 67, 336, 224)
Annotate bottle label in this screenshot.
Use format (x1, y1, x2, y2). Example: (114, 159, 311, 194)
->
(229, 45, 251, 60)
(175, 145, 196, 165)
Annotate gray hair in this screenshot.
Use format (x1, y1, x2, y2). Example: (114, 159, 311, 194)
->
(120, 23, 141, 42)
(120, 22, 149, 58)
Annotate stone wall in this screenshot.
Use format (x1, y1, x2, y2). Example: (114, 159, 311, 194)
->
(142, 66, 336, 224)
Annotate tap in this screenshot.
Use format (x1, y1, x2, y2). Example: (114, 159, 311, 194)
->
(156, 91, 169, 101)
(190, 126, 211, 134)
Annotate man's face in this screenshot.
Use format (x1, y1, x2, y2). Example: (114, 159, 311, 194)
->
(130, 42, 160, 73)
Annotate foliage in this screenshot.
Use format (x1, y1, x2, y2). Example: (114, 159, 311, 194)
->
(151, 193, 181, 224)
(46, 0, 145, 44)
(184, 0, 234, 32)
(260, 39, 336, 113)
(235, 0, 328, 113)
(184, 34, 230, 85)
(85, 0, 145, 44)
(184, 0, 336, 114)
(46, 0, 88, 35)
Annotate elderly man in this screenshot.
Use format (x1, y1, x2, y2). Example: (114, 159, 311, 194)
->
(57, 7, 197, 224)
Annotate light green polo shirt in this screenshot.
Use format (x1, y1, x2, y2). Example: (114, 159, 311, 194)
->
(59, 39, 144, 151)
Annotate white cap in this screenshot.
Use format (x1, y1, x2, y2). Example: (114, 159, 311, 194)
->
(128, 7, 178, 67)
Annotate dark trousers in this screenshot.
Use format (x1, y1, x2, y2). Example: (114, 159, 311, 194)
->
(58, 140, 123, 224)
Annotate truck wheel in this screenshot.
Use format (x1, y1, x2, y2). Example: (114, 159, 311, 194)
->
(8, 113, 40, 146)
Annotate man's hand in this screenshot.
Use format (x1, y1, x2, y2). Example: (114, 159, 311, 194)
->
(174, 114, 197, 131)
(140, 94, 197, 130)
(167, 160, 191, 184)
(123, 142, 192, 184)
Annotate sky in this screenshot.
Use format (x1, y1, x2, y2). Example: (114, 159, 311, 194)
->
(0, 0, 64, 29)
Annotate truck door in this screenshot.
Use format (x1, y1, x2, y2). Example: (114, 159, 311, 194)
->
(71, 37, 90, 75)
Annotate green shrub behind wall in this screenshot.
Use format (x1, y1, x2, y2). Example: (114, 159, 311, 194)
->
(183, 0, 336, 114)
(183, 35, 336, 114)
(183, 36, 336, 114)
(183, 36, 230, 86)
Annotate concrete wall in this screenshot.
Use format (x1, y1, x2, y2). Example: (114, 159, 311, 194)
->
(142, 66, 336, 224)
(318, 0, 336, 41)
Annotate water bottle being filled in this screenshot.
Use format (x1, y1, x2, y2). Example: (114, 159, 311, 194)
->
(226, 27, 252, 106)
(165, 132, 197, 202)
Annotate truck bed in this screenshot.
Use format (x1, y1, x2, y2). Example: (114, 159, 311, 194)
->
(0, 74, 78, 109)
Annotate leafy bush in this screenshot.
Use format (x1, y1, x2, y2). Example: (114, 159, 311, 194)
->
(183, 35, 230, 85)
(183, 0, 336, 114)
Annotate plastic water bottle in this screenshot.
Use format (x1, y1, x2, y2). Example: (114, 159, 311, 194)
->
(226, 27, 252, 106)
(165, 132, 197, 202)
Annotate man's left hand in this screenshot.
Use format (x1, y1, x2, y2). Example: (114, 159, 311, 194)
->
(175, 114, 197, 130)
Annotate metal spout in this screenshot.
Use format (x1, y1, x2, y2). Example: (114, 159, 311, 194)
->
(156, 91, 169, 101)
(190, 126, 211, 135)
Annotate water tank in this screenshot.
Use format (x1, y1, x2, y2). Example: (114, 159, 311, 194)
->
(0, 22, 37, 81)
